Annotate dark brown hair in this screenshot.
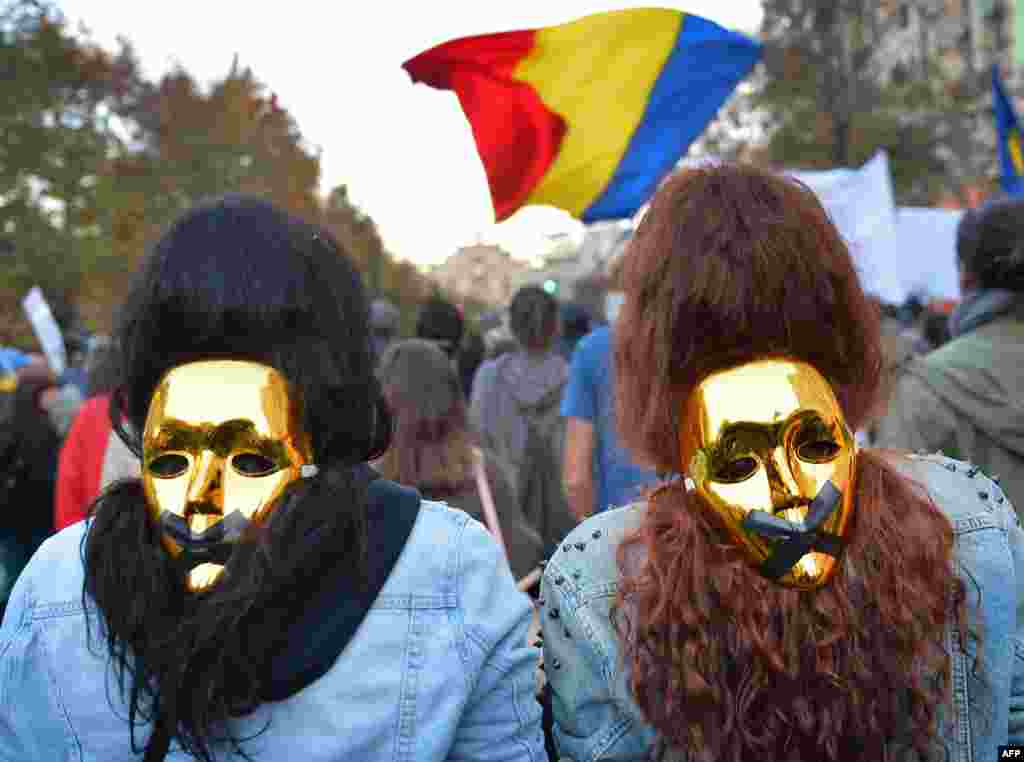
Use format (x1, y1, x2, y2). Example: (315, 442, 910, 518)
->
(956, 197, 1024, 292)
(509, 285, 559, 351)
(612, 164, 970, 761)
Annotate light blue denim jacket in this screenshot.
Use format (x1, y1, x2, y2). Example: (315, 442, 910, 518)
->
(540, 453, 1024, 761)
(0, 500, 548, 762)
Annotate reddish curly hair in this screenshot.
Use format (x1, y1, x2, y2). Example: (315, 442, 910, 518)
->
(613, 164, 971, 761)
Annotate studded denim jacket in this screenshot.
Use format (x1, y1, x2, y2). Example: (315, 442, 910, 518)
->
(539, 453, 1024, 762)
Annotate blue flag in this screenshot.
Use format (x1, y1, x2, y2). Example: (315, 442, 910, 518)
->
(992, 65, 1024, 196)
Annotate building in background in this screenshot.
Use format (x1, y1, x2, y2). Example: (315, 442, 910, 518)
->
(518, 223, 633, 321)
(428, 243, 531, 307)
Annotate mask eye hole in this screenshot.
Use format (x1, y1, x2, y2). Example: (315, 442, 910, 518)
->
(231, 453, 278, 477)
(797, 440, 841, 463)
(715, 456, 759, 483)
(148, 453, 189, 478)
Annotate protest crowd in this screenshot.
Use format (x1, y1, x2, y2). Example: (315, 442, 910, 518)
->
(2, 4, 1024, 762)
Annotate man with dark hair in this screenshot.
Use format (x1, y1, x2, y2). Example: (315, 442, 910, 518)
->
(415, 296, 464, 359)
(877, 197, 1024, 518)
(369, 298, 400, 362)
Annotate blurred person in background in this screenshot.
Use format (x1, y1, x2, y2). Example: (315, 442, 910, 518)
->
(557, 302, 592, 363)
(470, 285, 575, 553)
(561, 260, 658, 521)
(415, 295, 464, 360)
(0, 346, 32, 378)
(540, 163, 1024, 761)
(375, 338, 543, 582)
(458, 330, 486, 400)
(369, 297, 400, 363)
(0, 366, 59, 619)
(54, 336, 139, 531)
(876, 197, 1024, 519)
(920, 307, 952, 351)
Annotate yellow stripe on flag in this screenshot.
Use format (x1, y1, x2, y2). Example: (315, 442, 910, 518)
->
(1010, 130, 1024, 175)
(513, 8, 683, 218)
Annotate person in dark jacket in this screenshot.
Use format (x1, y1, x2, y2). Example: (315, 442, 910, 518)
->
(416, 296, 464, 360)
(876, 197, 1024, 518)
(0, 372, 58, 618)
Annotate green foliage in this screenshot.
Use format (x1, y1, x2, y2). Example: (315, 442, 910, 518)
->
(755, 0, 988, 205)
(0, 0, 440, 344)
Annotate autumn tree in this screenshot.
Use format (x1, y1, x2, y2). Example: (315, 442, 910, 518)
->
(0, 1, 138, 298)
(0, 2, 437, 343)
(754, 0, 992, 204)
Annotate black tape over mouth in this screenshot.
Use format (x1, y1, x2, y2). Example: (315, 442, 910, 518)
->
(741, 480, 845, 581)
(159, 510, 251, 576)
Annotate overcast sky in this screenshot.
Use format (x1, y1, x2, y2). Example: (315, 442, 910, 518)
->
(57, 1, 763, 267)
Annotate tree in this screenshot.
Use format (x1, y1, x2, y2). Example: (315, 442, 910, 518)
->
(754, 0, 990, 204)
(0, 3, 437, 345)
(0, 0, 138, 299)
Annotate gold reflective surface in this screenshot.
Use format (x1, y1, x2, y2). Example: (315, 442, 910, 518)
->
(142, 360, 314, 591)
(680, 359, 856, 588)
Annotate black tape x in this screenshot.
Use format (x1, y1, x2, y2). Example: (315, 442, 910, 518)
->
(741, 481, 845, 580)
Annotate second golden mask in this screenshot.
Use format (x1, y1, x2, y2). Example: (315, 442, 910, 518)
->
(680, 358, 857, 589)
(142, 360, 315, 592)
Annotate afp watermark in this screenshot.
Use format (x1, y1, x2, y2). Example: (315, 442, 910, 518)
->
(1000, 746, 1024, 759)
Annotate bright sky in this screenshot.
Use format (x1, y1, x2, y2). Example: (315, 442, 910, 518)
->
(58, 1, 763, 268)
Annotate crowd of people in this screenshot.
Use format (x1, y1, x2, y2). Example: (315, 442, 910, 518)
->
(0, 165, 1022, 760)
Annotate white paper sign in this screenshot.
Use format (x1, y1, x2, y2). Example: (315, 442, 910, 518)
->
(605, 291, 625, 323)
(22, 286, 66, 376)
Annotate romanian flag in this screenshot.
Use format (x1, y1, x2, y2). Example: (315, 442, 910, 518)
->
(993, 64, 1024, 196)
(403, 8, 761, 222)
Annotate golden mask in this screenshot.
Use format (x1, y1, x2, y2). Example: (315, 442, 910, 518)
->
(142, 360, 315, 591)
(680, 359, 857, 589)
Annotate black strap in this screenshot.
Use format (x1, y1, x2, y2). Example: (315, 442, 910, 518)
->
(261, 477, 421, 701)
(540, 682, 559, 761)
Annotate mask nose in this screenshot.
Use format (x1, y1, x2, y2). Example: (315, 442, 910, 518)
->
(185, 451, 224, 514)
(765, 446, 801, 511)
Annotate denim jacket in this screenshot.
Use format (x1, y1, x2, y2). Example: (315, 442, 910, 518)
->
(539, 453, 1024, 761)
(0, 500, 547, 761)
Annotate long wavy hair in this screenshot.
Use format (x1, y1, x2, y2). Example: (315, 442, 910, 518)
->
(82, 196, 391, 762)
(374, 338, 475, 498)
(613, 164, 972, 761)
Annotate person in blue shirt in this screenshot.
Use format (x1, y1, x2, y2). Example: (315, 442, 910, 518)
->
(0, 347, 31, 376)
(561, 322, 658, 520)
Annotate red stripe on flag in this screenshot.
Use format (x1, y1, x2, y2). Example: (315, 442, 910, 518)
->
(403, 31, 565, 221)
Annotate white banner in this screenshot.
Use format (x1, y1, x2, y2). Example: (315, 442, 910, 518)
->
(789, 151, 960, 304)
(22, 286, 66, 376)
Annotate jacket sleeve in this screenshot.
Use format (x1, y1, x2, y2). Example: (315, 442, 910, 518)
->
(0, 553, 74, 761)
(539, 555, 656, 761)
(873, 372, 959, 455)
(449, 517, 546, 762)
(1002, 483, 1024, 742)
